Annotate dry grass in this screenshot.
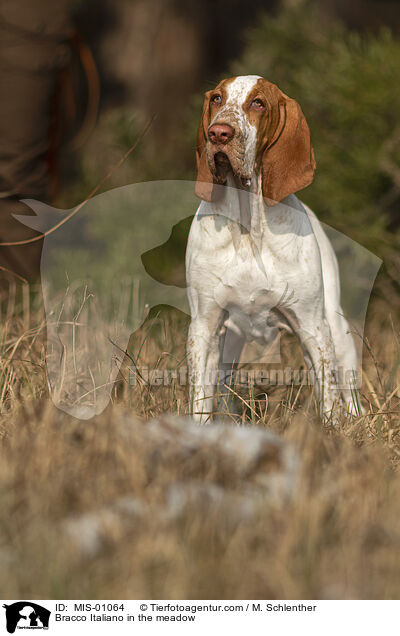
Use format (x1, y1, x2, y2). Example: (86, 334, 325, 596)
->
(0, 282, 399, 600)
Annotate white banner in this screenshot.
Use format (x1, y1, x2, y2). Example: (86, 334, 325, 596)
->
(0, 599, 397, 635)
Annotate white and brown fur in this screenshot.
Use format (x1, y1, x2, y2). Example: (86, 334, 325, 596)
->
(186, 75, 360, 423)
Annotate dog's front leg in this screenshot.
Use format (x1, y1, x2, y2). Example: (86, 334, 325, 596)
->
(187, 306, 225, 423)
(216, 324, 245, 419)
(293, 309, 340, 422)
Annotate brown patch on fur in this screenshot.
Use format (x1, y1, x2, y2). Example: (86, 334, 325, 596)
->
(256, 79, 316, 205)
(241, 78, 316, 204)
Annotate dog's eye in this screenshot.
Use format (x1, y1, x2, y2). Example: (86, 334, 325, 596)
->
(251, 98, 265, 110)
(211, 94, 222, 105)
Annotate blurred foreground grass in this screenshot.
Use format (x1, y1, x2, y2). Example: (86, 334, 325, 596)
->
(0, 285, 399, 599)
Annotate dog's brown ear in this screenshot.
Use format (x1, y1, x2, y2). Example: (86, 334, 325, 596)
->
(195, 90, 214, 201)
(261, 96, 316, 205)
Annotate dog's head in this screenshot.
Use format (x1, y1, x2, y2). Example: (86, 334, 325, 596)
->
(195, 75, 316, 205)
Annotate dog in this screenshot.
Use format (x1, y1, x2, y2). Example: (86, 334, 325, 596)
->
(186, 75, 360, 423)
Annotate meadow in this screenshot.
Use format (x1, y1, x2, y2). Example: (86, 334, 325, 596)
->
(0, 280, 399, 599)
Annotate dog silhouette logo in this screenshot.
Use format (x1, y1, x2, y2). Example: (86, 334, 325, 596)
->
(3, 602, 50, 633)
(15, 181, 381, 419)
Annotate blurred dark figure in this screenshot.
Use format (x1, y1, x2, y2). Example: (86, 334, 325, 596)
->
(0, 0, 72, 283)
(2, 0, 397, 289)
(0, 0, 276, 289)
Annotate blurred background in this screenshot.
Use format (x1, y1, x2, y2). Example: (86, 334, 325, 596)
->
(1, 0, 399, 291)
(46, 1, 400, 295)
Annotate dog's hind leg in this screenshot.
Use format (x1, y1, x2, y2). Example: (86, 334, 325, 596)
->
(325, 307, 362, 415)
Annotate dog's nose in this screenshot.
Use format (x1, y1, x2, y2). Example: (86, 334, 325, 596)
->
(208, 123, 234, 145)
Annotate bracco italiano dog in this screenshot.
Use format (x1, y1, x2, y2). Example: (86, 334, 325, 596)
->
(186, 75, 360, 423)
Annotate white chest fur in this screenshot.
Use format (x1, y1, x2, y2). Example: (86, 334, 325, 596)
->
(186, 189, 323, 343)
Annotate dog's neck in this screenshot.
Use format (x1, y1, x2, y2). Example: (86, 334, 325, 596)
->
(220, 171, 302, 264)
(215, 169, 266, 266)
(224, 170, 265, 239)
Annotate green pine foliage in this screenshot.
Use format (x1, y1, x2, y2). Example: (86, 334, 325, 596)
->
(231, 3, 400, 254)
